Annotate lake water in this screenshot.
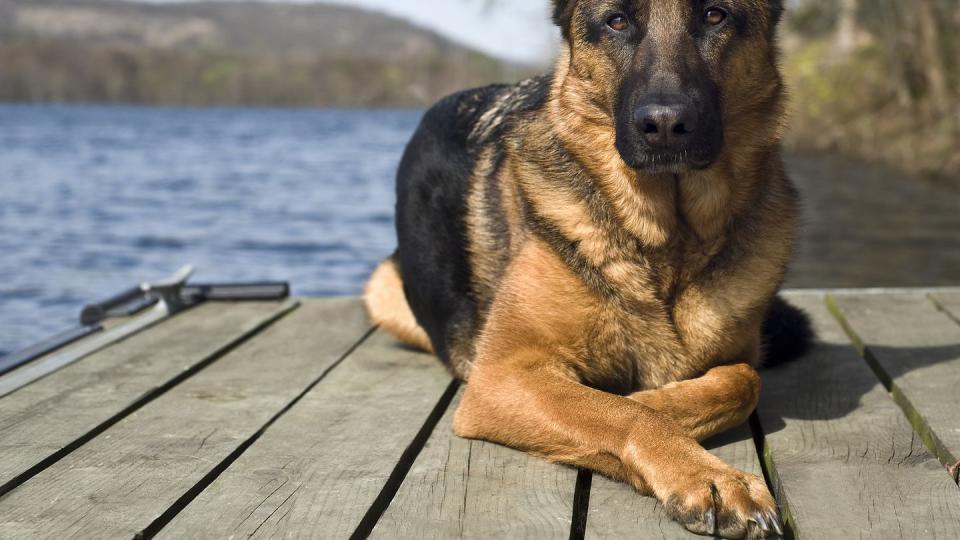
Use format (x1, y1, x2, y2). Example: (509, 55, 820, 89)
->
(0, 105, 416, 354)
(1, 104, 958, 355)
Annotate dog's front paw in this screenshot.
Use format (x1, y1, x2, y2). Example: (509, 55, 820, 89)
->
(661, 467, 783, 539)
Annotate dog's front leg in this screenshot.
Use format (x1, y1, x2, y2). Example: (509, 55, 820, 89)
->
(629, 363, 762, 442)
(453, 351, 782, 539)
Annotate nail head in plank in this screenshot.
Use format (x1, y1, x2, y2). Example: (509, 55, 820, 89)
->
(830, 293, 960, 469)
(158, 329, 455, 540)
(585, 425, 764, 540)
(758, 294, 960, 539)
(0, 300, 296, 493)
(0, 299, 371, 539)
(371, 390, 579, 540)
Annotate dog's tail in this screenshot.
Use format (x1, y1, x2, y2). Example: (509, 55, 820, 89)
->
(364, 253, 435, 354)
(761, 296, 815, 368)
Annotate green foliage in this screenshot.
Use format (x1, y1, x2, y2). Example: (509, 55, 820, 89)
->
(787, 0, 837, 37)
(783, 0, 960, 178)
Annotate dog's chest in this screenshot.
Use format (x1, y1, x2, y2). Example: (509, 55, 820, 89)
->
(583, 241, 730, 391)
(581, 300, 693, 392)
(600, 233, 723, 302)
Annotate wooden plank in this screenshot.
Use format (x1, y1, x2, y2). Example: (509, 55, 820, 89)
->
(757, 294, 960, 539)
(0, 299, 372, 539)
(830, 293, 960, 474)
(0, 300, 296, 493)
(371, 390, 579, 539)
(157, 329, 457, 539)
(585, 425, 763, 540)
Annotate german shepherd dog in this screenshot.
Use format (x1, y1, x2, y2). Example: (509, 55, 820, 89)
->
(365, 1, 810, 537)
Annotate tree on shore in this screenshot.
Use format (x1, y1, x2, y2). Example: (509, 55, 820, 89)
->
(834, 0, 858, 55)
(786, 0, 959, 176)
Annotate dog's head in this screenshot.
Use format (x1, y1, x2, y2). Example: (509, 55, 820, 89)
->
(553, 0, 785, 174)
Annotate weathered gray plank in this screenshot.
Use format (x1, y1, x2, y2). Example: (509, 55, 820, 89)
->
(757, 294, 960, 539)
(0, 299, 372, 539)
(371, 390, 579, 539)
(585, 425, 763, 540)
(0, 300, 296, 493)
(830, 293, 960, 474)
(158, 328, 456, 539)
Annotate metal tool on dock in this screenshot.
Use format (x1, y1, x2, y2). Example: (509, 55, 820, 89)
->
(0, 266, 290, 398)
(0, 326, 103, 378)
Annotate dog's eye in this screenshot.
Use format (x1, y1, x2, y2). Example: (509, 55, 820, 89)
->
(704, 8, 727, 26)
(607, 13, 630, 32)
(705, 8, 728, 26)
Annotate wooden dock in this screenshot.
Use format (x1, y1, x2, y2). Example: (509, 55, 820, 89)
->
(1, 290, 958, 538)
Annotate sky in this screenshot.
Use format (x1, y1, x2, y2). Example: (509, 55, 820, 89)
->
(149, 0, 562, 64)
(319, 0, 559, 64)
(318, 0, 806, 63)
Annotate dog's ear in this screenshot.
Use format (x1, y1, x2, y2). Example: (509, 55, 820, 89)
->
(552, 0, 577, 40)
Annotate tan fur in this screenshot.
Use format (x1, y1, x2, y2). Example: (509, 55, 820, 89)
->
(363, 258, 433, 353)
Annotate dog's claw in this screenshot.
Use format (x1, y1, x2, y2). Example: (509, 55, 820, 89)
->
(704, 507, 717, 536)
(662, 468, 779, 539)
(949, 460, 960, 484)
(751, 511, 768, 532)
(769, 511, 784, 536)
(747, 509, 785, 538)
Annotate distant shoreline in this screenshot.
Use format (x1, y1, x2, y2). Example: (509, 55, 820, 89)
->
(0, 1, 536, 108)
(0, 101, 432, 112)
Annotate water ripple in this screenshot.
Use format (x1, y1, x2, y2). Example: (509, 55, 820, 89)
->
(0, 104, 420, 352)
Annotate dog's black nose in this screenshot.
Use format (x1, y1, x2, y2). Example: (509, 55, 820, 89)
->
(634, 102, 698, 149)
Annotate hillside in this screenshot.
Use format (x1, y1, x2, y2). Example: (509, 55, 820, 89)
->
(0, 0, 531, 107)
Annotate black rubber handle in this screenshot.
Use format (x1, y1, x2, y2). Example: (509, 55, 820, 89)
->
(79, 286, 146, 325)
(79, 281, 290, 325)
(182, 282, 290, 301)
